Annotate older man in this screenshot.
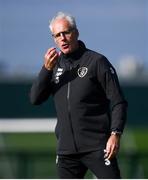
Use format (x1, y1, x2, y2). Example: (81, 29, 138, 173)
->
(30, 12, 127, 179)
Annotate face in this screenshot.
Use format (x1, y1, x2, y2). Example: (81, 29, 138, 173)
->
(51, 18, 79, 54)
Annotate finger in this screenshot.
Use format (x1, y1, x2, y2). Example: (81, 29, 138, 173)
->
(46, 47, 56, 55)
(45, 53, 58, 70)
(108, 146, 118, 160)
(51, 50, 58, 59)
(45, 50, 58, 65)
(45, 48, 56, 59)
(106, 143, 112, 157)
(104, 148, 110, 159)
(105, 143, 114, 159)
(45, 49, 57, 60)
(46, 52, 58, 64)
(48, 55, 57, 67)
(108, 148, 114, 160)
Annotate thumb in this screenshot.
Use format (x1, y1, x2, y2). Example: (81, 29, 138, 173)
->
(58, 51, 62, 56)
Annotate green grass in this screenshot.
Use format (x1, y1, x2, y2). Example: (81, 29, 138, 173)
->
(130, 128, 148, 151)
(1, 133, 57, 152)
(119, 127, 148, 178)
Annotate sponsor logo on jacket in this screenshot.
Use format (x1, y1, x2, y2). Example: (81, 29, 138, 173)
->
(55, 68, 63, 83)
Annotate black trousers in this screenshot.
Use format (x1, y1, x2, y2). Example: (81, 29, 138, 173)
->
(56, 150, 121, 179)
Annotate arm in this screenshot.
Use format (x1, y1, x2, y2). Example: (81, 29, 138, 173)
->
(30, 66, 53, 105)
(30, 47, 59, 105)
(97, 56, 128, 159)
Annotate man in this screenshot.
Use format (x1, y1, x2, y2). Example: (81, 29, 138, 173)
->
(30, 12, 127, 179)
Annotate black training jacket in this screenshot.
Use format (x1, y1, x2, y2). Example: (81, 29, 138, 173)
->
(30, 41, 127, 155)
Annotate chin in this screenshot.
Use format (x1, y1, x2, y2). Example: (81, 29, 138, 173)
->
(62, 49, 71, 54)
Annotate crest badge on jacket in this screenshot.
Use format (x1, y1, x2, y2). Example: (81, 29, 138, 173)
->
(77, 67, 88, 78)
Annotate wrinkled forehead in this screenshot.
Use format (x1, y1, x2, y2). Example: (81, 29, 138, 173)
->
(51, 18, 72, 34)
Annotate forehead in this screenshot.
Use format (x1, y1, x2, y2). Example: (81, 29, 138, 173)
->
(52, 18, 71, 33)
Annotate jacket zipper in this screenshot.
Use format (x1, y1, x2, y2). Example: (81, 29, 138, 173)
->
(67, 65, 78, 152)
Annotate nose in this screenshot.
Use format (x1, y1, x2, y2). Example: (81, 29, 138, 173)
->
(60, 32, 66, 40)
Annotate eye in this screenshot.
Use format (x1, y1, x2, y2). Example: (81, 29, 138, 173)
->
(52, 33, 61, 38)
(55, 33, 61, 38)
(52, 28, 75, 39)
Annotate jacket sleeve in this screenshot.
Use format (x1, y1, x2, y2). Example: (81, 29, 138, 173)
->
(97, 56, 128, 133)
(30, 65, 53, 105)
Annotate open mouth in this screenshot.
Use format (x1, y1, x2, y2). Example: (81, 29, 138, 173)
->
(62, 44, 69, 49)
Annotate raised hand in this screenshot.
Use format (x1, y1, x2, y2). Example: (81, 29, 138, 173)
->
(44, 47, 59, 70)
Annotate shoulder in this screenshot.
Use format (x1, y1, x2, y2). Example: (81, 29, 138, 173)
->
(85, 49, 112, 68)
(86, 49, 118, 78)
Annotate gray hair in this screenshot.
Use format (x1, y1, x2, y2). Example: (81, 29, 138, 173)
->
(49, 12, 77, 32)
